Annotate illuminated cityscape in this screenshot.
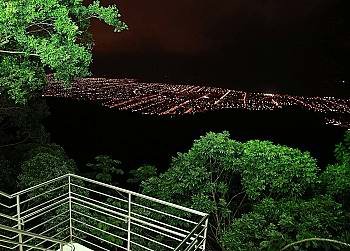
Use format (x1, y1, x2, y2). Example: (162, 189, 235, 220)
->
(43, 77, 350, 128)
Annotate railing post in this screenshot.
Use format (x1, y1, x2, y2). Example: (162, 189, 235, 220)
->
(127, 193, 131, 251)
(202, 217, 209, 251)
(60, 242, 63, 251)
(68, 175, 73, 243)
(16, 195, 23, 251)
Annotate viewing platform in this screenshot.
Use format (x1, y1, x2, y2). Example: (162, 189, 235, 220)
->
(0, 174, 208, 251)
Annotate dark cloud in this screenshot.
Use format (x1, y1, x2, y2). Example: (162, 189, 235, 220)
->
(92, 0, 337, 54)
(90, 0, 348, 94)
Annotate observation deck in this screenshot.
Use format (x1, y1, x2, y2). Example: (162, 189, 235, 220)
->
(0, 174, 208, 251)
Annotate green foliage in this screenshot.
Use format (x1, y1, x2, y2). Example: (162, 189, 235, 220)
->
(142, 131, 243, 208)
(127, 164, 158, 185)
(141, 131, 348, 250)
(0, 0, 127, 103)
(0, 96, 50, 192)
(321, 131, 350, 206)
(221, 196, 345, 251)
(86, 155, 124, 184)
(321, 163, 350, 197)
(241, 140, 319, 200)
(334, 131, 350, 165)
(142, 132, 243, 244)
(18, 144, 76, 189)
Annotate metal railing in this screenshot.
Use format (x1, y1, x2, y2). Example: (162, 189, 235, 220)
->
(0, 223, 73, 251)
(0, 174, 209, 250)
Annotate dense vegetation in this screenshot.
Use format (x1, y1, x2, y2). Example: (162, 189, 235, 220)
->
(0, 0, 127, 103)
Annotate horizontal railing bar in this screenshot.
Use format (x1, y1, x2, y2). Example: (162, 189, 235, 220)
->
(22, 197, 68, 220)
(45, 242, 59, 251)
(47, 227, 69, 240)
(26, 227, 69, 251)
(46, 235, 70, 251)
(0, 191, 11, 199)
(71, 201, 127, 224)
(131, 220, 182, 242)
(73, 235, 110, 251)
(72, 227, 127, 250)
(11, 175, 69, 197)
(71, 192, 128, 214)
(130, 215, 187, 238)
(131, 212, 190, 235)
(69, 174, 207, 216)
(20, 184, 68, 205)
(0, 232, 18, 241)
(71, 197, 127, 221)
(0, 212, 18, 222)
(130, 239, 155, 251)
(174, 215, 208, 251)
(0, 241, 14, 250)
(131, 230, 175, 249)
(23, 219, 69, 245)
(71, 210, 127, 233)
(11, 222, 20, 228)
(0, 237, 57, 251)
(23, 201, 68, 222)
(4, 173, 207, 217)
(0, 202, 15, 209)
(131, 201, 197, 225)
(70, 183, 128, 203)
(21, 193, 68, 215)
(26, 210, 69, 232)
(72, 218, 128, 242)
(0, 223, 69, 247)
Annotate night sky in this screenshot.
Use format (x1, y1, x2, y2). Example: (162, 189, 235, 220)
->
(90, 0, 349, 95)
(47, 0, 349, 172)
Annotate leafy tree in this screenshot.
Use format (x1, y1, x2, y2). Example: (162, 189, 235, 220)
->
(127, 164, 157, 186)
(16, 144, 77, 243)
(221, 196, 345, 251)
(321, 131, 350, 203)
(18, 144, 76, 189)
(141, 131, 342, 250)
(86, 155, 124, 185)
(334, 130, 350, 165)
(142, 131, 244, 246)
(0, 0, 127, 103)
(241, 140, 319, 200)
(82, 155, 127, 249)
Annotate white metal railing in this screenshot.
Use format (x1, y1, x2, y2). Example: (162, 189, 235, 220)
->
(0, 174, 209, 250)
(0, 223, 73, 251)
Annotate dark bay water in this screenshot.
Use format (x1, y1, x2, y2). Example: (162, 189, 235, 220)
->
(45, 97, 346, 172)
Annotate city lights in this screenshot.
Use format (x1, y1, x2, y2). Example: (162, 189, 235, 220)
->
(43, 77, 350, 128)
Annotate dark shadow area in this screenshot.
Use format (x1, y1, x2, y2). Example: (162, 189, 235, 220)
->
(45, 98, 346, 172)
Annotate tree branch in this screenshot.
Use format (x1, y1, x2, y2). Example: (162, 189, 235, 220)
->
(227, 191, 245, 207)
(0, 107, 25, 112)
(26, 22, 54, 29)
(0, 40, 9, 47)
(0, 133, 30, 148)
(27, 27, 51, 35)
(232, 193, 246, 219)
(0, 49, 39, 57)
